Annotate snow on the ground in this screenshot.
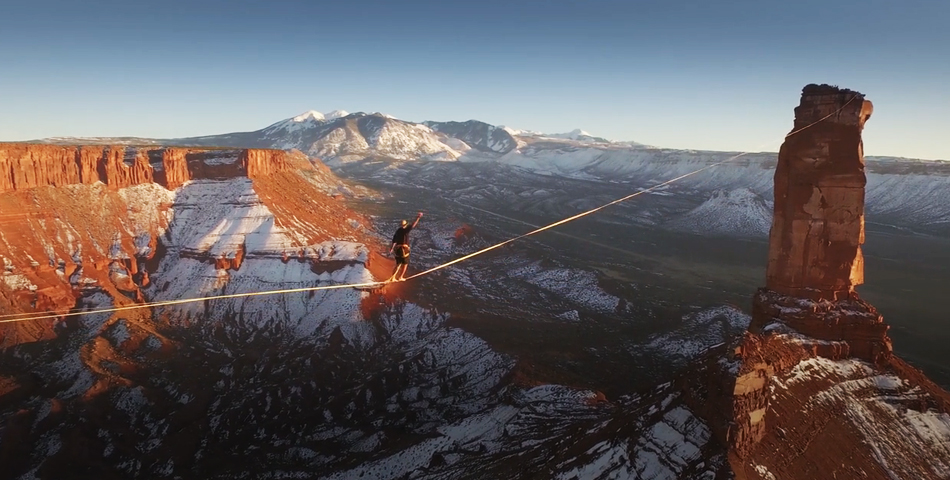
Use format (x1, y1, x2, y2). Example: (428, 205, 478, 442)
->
(665, 188, 772, 237)
(555, 310, 581, 322)
(642, 306, 750, 362)
(508, 261, 619, 313)
(555, 405, 712, 480)
(151, 255, 372, 337)
(753, 462, 778, 480)
(867, 173, 950, 228)
(777, 356, 950, 479)
(118, 183, 176, 234)
(201, 154, 240, 165)
(149, 178, 375, 337)
(167, 179, 296, 256)
(1, 273, 36, 290)
(324, 406, 520, 480)
(368, 121, 466, 161)
(105, 319, 131, 347)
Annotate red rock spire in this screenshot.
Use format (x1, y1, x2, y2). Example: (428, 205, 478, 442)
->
(766, 84, 874, 301)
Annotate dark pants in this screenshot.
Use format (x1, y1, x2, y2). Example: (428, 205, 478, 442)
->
(394, 245, 410, 265)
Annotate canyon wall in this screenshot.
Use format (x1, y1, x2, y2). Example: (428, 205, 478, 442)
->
(0, 143, 296, 335)
(242, 149, 288, 178)
(0, 145, 153, 192)
(0, 144, 290, 193)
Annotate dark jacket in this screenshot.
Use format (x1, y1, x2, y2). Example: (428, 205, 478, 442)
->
(392, 225, 413, 245)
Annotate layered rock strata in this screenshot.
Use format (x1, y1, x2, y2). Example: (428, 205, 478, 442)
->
(0, 144, 297, 337)
(0, 145, 153, 192)
(0, 144, 290, 193)
(242, 149, 288, 178)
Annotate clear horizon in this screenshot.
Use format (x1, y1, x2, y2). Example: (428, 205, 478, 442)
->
(1, 0, 948, 160)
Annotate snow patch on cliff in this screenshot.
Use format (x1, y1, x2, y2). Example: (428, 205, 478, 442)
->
(148, 177, 376, 335)
(643, 306, 750, 363)
(778, 357, 950, 479)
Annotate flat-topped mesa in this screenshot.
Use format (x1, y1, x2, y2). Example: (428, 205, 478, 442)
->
(0, 144, 291, 193)
(0, 145, 154, 192)
(242, 149, 288, 178)
(766, 84, 874, 300)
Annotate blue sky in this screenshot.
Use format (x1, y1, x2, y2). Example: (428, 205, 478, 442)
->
(1, 0, 948, 159)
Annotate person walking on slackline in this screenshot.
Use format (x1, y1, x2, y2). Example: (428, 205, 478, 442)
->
(387, 212, 423, 282)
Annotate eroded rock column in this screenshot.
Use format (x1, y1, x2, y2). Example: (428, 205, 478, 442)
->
(242, 149, 288, 179)
(161, 148, 191, 190)
(726, 85, 891, 459)
(767, 84, 874, 300)
(750, 85, 890, 362)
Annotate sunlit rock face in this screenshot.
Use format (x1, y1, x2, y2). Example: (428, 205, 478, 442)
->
(766, 84, 874, 301)
(0, 145, 154, 192)
(750, 84, 890, 363)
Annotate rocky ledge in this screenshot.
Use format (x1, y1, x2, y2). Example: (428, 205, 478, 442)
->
(0, 144, 290, 193)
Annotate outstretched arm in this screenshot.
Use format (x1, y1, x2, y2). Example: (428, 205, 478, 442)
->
(411, 212, 423, 228)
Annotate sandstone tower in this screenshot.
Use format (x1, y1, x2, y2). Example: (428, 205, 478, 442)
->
(750, 84, 890, 362)
(766, 84, 875, 301)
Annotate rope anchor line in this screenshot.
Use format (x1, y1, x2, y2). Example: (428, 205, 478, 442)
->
(0, 97, 857, 324)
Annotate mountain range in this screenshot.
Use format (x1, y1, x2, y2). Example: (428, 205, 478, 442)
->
(35, 109, 950, 238)
(3, 99, 949, 479)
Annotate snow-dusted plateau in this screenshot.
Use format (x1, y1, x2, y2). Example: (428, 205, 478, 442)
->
(1, 109, 948, 478)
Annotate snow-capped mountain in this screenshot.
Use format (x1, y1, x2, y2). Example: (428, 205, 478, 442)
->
(539, 128, 612, 144)
(30, 109, 950, 239)
(500, 125, 543, 137)
(499, 126, 613, 144)
(34, 110, 618, 163)
(159, 111, 470, 164)
(277, 109, 350, 125)
(423, 120, 517, 154)
(257, 111, 471, 163)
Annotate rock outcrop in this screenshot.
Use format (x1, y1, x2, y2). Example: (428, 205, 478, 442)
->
(719, 85, 893, 460)
(242, 149, 288, 178)
(0, 144, 290, 193)
(750, 84, 890, 362)
(160, 148, 190, 190)
(766, 84, 874, 301)
(0, 145, 158, 193)
(0, 144, 79, 191)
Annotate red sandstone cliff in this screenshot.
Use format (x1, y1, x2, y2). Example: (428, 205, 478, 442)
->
(0, 144, 290, 193)
(160, 148, 190, 189)
(242, 149, 288, 178)
(0, 144, 298, 344)
(0, 145, 158, 192)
